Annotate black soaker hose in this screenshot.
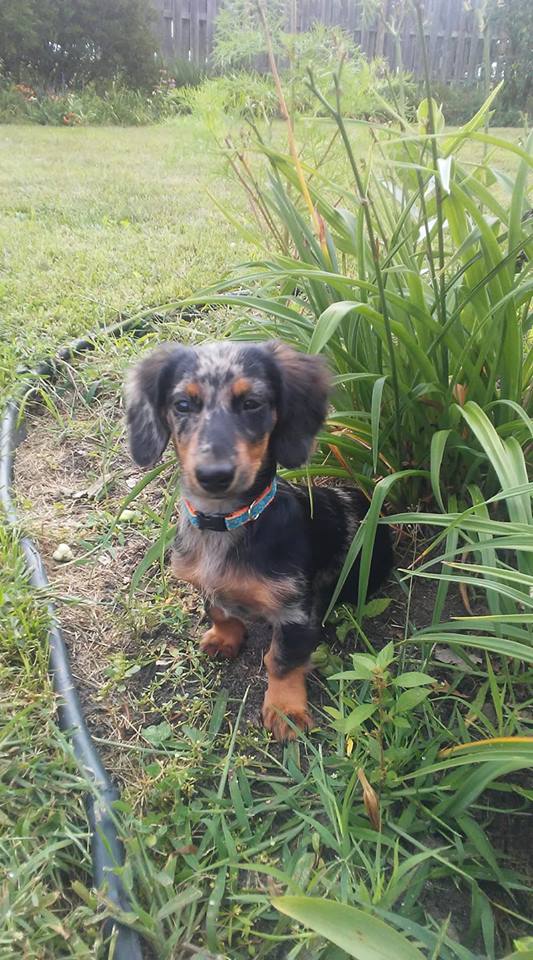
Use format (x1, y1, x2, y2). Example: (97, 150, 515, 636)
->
(0, 314, 168, 960)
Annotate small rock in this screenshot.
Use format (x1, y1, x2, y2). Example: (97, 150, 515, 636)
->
(118, 509, 140, 523)
(52, 543, 74, 563)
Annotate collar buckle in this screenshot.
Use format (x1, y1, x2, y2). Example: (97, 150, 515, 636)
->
(195, 511, 228, 532)
(247, 495, 261, 522)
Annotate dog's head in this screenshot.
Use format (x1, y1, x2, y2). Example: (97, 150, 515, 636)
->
(125, 340, 330, 501)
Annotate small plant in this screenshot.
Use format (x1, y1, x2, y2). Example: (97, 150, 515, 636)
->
(326, 640, 438, 784)
(100, 651, 143, 696)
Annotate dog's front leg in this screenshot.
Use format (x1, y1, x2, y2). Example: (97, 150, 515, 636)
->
(200, 603, 246, 660)
(262, 621, 318, 742)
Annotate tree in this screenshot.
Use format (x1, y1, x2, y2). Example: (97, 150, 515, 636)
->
(0, 0, 160, 89)
(489, 0, 533, 115)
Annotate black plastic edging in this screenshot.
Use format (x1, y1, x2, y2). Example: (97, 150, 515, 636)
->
(0, 314, 169, 960)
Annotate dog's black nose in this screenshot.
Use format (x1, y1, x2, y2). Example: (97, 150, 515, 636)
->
(195, 463, 235, 493)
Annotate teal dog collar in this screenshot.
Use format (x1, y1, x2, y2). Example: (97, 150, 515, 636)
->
(182, 477, 278, 532)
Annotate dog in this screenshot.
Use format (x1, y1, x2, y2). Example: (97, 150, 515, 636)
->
(126, 339, 392, 741)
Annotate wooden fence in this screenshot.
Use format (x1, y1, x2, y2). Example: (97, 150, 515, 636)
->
(152, 0, 498, 83)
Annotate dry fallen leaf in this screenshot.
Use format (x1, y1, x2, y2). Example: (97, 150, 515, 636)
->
(266, 876, 284, 896)
(459, 580, 473, 614)
(434, 646, 482, 666)
(453, 383, 468, 406)
(357, 768, 381, 830)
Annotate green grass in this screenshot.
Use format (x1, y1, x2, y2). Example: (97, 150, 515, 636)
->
(1, 117, 532, 959)
(0, 119, 251, 387)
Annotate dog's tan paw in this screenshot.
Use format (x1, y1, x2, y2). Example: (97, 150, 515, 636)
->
(262, 698, 312, 742)
(200, 626, 242, 659)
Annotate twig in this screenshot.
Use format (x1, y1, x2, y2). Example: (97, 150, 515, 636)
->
(256, 0, 330, 263)
(414, 0, 449, 387)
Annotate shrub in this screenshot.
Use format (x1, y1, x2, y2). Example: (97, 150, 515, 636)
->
(282, 24, 416, 120)
(429, 82, 485, 126)
(184, 77, 532, 515)
(209, 20, 417, 122)
(177, 72, 279, 125)
(0, 0, 159, 90)
(429, 81, 527, 127)
(0, 78, 188, 126)
(161, 58, 206, 89)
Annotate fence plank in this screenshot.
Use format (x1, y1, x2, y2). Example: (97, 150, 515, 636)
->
(153, 0, 502, 85)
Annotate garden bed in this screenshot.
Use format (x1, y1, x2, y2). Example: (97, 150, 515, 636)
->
(13, 379, 532, 957)
(2, 112, 531, 958)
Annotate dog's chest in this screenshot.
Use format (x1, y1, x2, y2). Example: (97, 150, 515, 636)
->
(171, 522, 300, 623)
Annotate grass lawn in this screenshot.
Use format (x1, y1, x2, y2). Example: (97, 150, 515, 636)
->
(0, 120, 252, 388)
(0, 119, 531, 959)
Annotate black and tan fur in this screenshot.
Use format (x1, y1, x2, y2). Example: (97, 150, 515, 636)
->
(126, 340, 392, 741)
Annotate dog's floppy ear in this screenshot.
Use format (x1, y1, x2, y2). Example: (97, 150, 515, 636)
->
(125, 344, 189, 468)
(266, 341, 330, 469)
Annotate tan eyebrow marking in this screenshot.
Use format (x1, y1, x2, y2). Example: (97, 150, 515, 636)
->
(185, 382, 202, 398)
(231, 377, 252, 397)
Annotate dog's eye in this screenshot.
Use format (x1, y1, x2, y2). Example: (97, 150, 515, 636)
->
(174, 398, 195, 414)
(242, 397, 263, 412)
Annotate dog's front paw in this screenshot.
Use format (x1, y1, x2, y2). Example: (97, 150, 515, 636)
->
(262, 696, 312, 742)
(200, 626, 242, 659)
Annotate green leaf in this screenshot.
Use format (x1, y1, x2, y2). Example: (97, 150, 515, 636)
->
(416, 97, 444, 134)
(129, 523, 177, 595)
(395, 688, 431, 712)
(443, 81, 504, 152)
(410, 630, 533, 663)
(341, 703, 378, 734)
(309, 300, 369, 354)
(455, 814, 503, 882)
(143, 722, 172, 746)
(362, 597, 392, 620)
(371, 376, 387, 474)
(156, 887, 202, 920)
(402, 738, 533, 780)
(329, 664, 374, 681)
(510, 937, 533, 956)
(272, 896, 425, 960)
(206, 865, 227, 953)
(393, 672, 435, 689)
(430, 430, 451, 513)
(436, 760, 524, 818)
(376, 641, 395, 669)
(71, 880, 97, 908)
(324, 471, 426, 624)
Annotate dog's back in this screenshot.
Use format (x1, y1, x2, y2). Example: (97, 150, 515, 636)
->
(287, 482, 393, 618)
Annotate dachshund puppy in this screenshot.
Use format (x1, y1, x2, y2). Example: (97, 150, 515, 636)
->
(126, 340, 392, 741)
